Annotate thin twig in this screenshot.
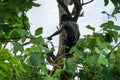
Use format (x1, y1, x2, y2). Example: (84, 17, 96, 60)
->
(3, 44, 7, 49)
(82, 0, 94, 5)
(18, 76, 33, 79)
(0, 37, 20, 41)
(106, 42, 120, 58)
(0, 38, 19, 42)
(0, 23, 9, 26)
(0, 40, 14, 42)
(55, 53, 72, 62)
(46, 62, 62, 69)
(72, 0, 82, 22)
(22, 42, 30, 46)
(0, 36, 30, 42)
(56, 26, 59, 30)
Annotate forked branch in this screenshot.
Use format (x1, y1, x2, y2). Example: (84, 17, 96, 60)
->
(56, 0, 94, 22)
(57, 0, 71, 17)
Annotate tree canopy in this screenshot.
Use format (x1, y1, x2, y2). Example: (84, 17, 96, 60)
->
(0, 0, 120, 80)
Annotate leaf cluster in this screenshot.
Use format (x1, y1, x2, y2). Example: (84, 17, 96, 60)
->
(0, 0, 120, 80)
(104, 0, 120, 15)
(69, 20, 120, 79)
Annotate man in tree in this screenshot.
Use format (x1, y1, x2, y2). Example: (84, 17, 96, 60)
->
(47, 14, 80, 58)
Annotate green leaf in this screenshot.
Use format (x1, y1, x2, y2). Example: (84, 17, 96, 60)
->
(65, 59, 76, 73)
(11, 57, 21, 65)
(32, 36, 44, 44)
(53, 69, 62, 77)
(22, 63, 35, 75)
(102, 67, 114, 80)
(76, 38, 85, 47)
(101, 21, 120, 31)
(32, 45, 42, 53)
(17, 64, 26, 73)
(35, 27, 43, 36)
(100, 21, 119, 31)
(43, 76, 54, 80)
(0, 70, 7, 78)
(9, 29, 20, 38)
(112, 31, 118, 43)
(93, 33, 106, 42)
(0, 62, 8, 71)
(15, 29, 29, 37)
(110, 53, 115, 59)
(108, 21, 114, 27)
(105, 33, 112, 43)
(78, 70, 87, 80)
(32, 2, 41, 7)
(101, 57, 108, 65)
(21, 13, 30, 30)
(95, 47, 102, 54)
(113, 25, 120, 30)
(111, 0, 120, 15)
(86, 25, 95, 31)
(104, 0, 109, 6)
(0, 49, 11, 60)
(21, 37, 26, 43)
(71, 46, 84, 59)
(88, 55, 98, 66)
(96, 39, 106, 49)
(98, 55, 108, 66)
(108, 21, 117, 29)
(107, 30, 118, 43)
(12, 42, 24, 53)
(98, 56, 102, 66)
(30, 53, 44, 66)
(1, 26, 13, 36)
(100, 23, 107, 30)
(41, 65, 48, 74)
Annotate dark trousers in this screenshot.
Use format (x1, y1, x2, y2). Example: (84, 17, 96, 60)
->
(64, 40, 76, 58)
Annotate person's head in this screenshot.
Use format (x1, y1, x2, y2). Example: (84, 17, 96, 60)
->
(60, 14, 71, 22)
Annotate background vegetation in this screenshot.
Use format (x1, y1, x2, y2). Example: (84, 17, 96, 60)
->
(0, 0, 120, 80)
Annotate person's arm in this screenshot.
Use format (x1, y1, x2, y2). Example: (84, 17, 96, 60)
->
(47, 24, 64, 40)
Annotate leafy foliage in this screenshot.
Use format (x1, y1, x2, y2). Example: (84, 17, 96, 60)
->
(70, 20, 120, 79)
(104, 0, 120, 15)
(0, 0, 120, 80)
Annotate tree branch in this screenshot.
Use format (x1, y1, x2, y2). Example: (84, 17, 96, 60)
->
(0, 23, 9, 26)
(72, 0, 82, 22)
(0, 38, 20, 42)
(0, 36, 30, 42)
(82, 0, 94, 5)
(43, 42, 56, 63)
(106, 42, 120, 58)
(22, 42, 30, 46)
(57, 0, 71, 17)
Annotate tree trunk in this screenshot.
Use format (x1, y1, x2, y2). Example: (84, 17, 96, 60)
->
(55, 0, 93, 79)
(57, 0, 72, 80)
(57, 0, 71, 56)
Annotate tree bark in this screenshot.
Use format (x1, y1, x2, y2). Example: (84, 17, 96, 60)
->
(57, 0, 72, 56)
(57, 1, 72, 79)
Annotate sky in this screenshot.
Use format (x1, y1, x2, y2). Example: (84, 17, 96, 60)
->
(27, 0, 120, 48)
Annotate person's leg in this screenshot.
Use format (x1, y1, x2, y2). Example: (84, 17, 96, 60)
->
(64, 41, 76, 58)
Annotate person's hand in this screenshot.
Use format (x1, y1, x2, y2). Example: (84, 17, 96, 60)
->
(47, 36, 52, 40)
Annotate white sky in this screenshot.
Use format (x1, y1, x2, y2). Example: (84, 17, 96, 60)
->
(27, 0, 120, 48)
